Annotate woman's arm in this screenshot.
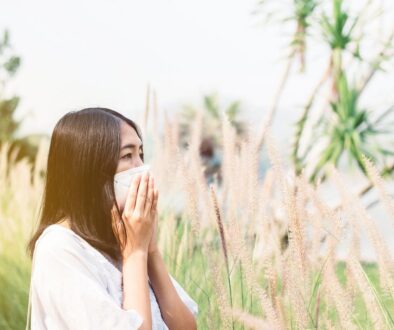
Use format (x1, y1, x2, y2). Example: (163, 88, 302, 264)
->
(30, 231, 145, 330)
(147, 250, 197, 330)
(118, 171, 157, 329)
(122, 250, 152, 330)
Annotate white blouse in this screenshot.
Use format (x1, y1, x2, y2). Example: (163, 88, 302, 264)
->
(28, 224, 198, 329)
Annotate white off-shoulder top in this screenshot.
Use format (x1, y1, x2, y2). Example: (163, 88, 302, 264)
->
(27, 224, 198, 329)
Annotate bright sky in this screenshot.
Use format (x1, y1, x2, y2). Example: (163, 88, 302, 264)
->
(1, 0, 394, 144)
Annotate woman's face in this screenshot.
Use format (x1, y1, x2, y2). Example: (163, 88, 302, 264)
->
(113, 120, 145, 213)
(116, 120, 144, 173)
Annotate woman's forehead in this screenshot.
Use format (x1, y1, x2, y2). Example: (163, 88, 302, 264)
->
(120, 121, 142, 145)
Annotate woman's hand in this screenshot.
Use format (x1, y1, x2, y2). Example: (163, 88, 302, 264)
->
(148, 190, 159, 254)
(112, 171, 158, 261)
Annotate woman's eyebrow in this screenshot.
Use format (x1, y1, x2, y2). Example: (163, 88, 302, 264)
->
(121, 142, 142, 150)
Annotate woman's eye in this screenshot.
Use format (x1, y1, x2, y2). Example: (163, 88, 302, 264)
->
(122, 153, 132, 160)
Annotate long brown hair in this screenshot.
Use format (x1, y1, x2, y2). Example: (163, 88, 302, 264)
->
(26, 107, 144, 264)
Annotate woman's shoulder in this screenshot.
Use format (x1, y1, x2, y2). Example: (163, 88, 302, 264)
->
(33, 224, 116, 273)
(35, 224, 84, 252)
(32, 224, 93, 269)
(32, 224, 110, 284)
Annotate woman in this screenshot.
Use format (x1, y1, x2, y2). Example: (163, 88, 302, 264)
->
(25, 108, 198, 330)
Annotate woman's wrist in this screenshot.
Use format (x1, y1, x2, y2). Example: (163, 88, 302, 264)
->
(148, 246, 160, 256)
(147, 248, 162, 268)
(122, 249, 149, 265)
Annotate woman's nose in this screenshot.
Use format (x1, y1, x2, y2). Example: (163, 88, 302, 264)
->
(135, 157, 144, 167)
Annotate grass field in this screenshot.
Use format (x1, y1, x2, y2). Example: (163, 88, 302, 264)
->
(0, 116, 393, 329)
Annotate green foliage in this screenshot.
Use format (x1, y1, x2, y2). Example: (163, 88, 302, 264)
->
(179, 93, 246, 149)
(0, 29, 22, 144)
(0, 30, 21, 85)
(282, 0, 394, 184)
(321, 0, 355, 51)
(0, 97, 21, 143)
(256, 0, 320, 71)
(310, 72, 394, 182)
(0, 29, 39, 165)
(0, 252, 30, 329)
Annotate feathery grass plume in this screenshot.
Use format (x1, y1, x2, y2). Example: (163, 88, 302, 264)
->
(314, 197, 356, 330)
(301, 172, 343, 265)
(328, 164, 394, 299)
(347, 256, 387, 329)
(263, 257, 277, 304)
(207, 249, 233, 330)
(242, 130, 262, 238)
(210, 184, 229, 270)
(262, 257, 287, 327)
(222, 197, 283, 329)
(244, 263, 282, 329)
(231, 307, 272, 330)
(178, 151, 201, 237)
(265, 130, 309, 327)
(189, 107, 203, 158)
(325, 317, 337, 330)
(152, 89, 159, 141)
(324, 256, 356, 329)
(162, 111, 180, 181)
(187, 108, 210, 230)
(220, 111, 238, 216)
(256, 167, 275, 245)
(305, 200, 324, 265)
(209, 183, 236, 329)
(329, 166, 362, 262)
(224, 212, 243, 272)
(157, 211, 177, 261)
(361, 154, 394, 229)
(288, 176, 307, 277)
(234, 233, 282, 329)
(293, 173, 309, 267)
(0, 142, 37, 329)
(238, 139, 250, 227)
(175, 220, 189, 276)
(142, 83, 151, 137)
(266, 129, 306, 272)
(285, 252, 308, 329)
(179, 107, 209, 234)
(254, 193, 283, 273)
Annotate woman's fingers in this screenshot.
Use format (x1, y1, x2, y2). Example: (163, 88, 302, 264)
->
(144, 175, 154, 216)
(151, 188, 159, 213)
(123, 173, 142, 218)
(135, 171, 150, 215)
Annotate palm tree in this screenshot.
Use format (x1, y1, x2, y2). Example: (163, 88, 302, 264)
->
(255, 0, 319, 152)
(179, 93, 246, 150)
(308, 72, 394, 183)
(290, 0, 394, 185)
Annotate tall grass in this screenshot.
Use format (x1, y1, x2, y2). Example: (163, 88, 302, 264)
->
(0, 111, 393, 329)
